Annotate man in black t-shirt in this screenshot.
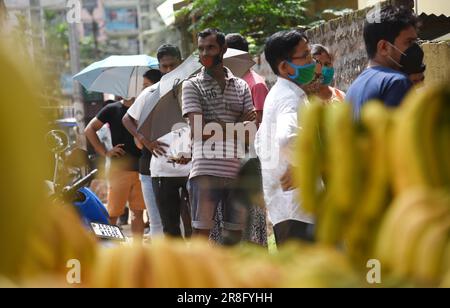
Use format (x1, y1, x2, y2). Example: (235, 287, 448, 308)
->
(85, 98, 146, 236)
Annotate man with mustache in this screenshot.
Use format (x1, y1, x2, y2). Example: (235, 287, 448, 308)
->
(182, 28, 256, 241)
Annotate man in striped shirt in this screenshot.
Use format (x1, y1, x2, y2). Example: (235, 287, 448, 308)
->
(182, 28, 256, 240)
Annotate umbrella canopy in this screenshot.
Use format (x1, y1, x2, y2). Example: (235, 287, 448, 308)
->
(73, 55, 159, 99)
(137, 48, 255, 141)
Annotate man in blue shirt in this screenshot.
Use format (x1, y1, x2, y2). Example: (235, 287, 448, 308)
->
(346, 5, 419, 119)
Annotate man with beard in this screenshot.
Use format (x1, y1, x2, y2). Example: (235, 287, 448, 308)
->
(346, 5, 418, 119)
(182, 28, 256, 241)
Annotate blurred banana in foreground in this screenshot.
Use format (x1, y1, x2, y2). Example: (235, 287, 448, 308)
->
(294, 101, 324, 214)
(86, 238, 361, 288)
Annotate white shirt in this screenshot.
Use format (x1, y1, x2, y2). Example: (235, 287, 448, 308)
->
(150, 126, 192, 178)
(255, 77, 314, 225)
(127, 83, 159, 121)
(128, 82, 191, 177)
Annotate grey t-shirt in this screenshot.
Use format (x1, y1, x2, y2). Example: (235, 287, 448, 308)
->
(182, 67, 254, 179)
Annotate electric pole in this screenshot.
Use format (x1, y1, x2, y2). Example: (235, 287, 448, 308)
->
(0, 0, 6, 28)
(67, 5, 86, 148)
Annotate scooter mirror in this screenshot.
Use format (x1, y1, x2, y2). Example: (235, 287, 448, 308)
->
(45, 130, 69, 154)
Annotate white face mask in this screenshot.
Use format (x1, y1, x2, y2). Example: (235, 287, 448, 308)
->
(387, 42, 406, 68)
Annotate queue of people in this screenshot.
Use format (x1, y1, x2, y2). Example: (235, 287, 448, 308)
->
(84, 4, 426, 247)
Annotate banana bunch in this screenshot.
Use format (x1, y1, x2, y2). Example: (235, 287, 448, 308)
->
(317, 102, 365, 245)
(0, 39, 50, 279)
(85, 238, 362, 288)
(293, 84, 450, 279)
(1, 40, 98, 285)
(390, 85, 450, 193)
(374, 189, 450, 287)
(294, 100, 391, 254)
(294, 100, 325, 214)
(272, 243, 362, 288)
(344, 102, 392, 263)
(441, 270, 450, 288)
(87, 238, 273, 288)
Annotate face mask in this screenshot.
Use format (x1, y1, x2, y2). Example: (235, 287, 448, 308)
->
(387, 42, 406, 68)
(303, 75, 322, 94)
(200, 54, 222, 69)
(321, 66, 335, 85)
(287, 61, 317, 85)
(399, 43, 426, 75)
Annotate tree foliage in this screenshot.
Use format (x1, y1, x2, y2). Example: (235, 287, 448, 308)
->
(178, 0, 315, 53)
(177, 0, 355, 54)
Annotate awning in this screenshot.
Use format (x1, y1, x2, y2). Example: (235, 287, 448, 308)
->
(157, 0, 189, 26)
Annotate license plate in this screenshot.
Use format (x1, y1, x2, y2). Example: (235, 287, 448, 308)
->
(90, 223, 126, 242)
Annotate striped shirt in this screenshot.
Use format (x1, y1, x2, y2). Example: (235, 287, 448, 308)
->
(182, 67, 254, 179)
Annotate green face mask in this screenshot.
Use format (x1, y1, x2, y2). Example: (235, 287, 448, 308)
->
(321, 66, 335, 85)
(287, 61, 317, 85)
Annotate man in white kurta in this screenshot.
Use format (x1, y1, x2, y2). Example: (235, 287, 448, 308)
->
(255, 29, 319, 245)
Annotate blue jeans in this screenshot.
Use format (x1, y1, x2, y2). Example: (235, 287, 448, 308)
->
(139, 174, 163, 237)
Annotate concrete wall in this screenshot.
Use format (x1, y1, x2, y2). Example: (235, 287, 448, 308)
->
(254, 3, 450, 92)
(359, 0, 450, 15)
(254, 7, 373, 91)
(422, 41, 450, 85)
(304, 7, 372, 91)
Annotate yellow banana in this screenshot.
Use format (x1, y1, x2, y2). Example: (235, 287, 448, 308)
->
(441, 269, 450, 288)
(293, 100, 324, 214)
(438, 103, 450, 187)
(0, 40, 51, 280)
(323, 102, 361, 212)
(390, 85, 449, 193)
(19, 204, 97, 283)
(358, 102, 392, 220)
(414, 215, 450, 285)
(443, 237, 450, 274)
(374, 189, 438, 269)
(315, 103, 362, 245)
(316, 194, 345, 245)
(278, 244, 361, 288)
(114, 244, 150, 288)
(147, 238, 188, 287)
(390, 197, 450, 278)
(345, 102, 391, 263)
(90, 245, 125, 288)
(419, 86, 449, 188)
(173, 238, 244, 288)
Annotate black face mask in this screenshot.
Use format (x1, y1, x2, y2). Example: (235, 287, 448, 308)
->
(400, 43, 426, 75)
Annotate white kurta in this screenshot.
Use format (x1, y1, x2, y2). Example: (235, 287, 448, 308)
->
(255, 77, 314, 226)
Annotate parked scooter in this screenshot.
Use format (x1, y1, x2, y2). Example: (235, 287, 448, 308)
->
(45, 130, 126, 243)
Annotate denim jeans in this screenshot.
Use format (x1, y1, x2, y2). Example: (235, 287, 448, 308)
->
(139, 174, 163, 237)
(188, 175, 246, 231)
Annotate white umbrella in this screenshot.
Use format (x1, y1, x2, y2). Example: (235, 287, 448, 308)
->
(73, 55, 159, 98)
(137, 48, 255, 141)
